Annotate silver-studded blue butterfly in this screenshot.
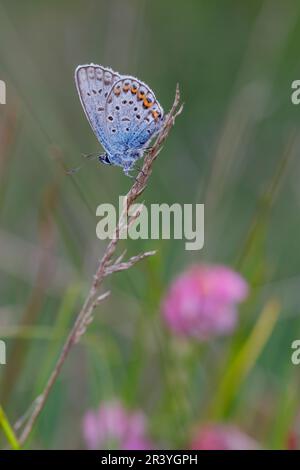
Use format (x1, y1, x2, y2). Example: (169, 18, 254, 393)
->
(75, 64, 164, 176)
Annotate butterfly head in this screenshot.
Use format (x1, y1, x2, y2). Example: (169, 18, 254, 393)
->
(98, 153, 111, 165)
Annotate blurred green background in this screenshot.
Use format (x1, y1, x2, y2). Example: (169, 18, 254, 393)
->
(0, 0, 300, 449)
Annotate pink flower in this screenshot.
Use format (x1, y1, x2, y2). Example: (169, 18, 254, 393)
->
(83, 400, 152, 450)
(190, 424, 259, 450)
(162, 264, 248, 340)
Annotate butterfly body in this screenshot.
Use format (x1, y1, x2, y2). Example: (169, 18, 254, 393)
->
(75, 64, 164, 175)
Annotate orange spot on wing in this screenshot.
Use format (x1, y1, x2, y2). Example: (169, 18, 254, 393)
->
(152, 110, 159, 121)
(123, 84, 130, 92)
(143, 98, 153, 108)
(131, 86, 137, 94)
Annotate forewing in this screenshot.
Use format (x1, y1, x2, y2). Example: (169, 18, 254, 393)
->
(75, 64, 120, 152)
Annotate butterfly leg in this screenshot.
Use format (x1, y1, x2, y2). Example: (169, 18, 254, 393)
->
(125, 170, 135, 179)
(123, 159, 137, 178)
(125, 164, 146, 181)
(124, 168, 135, 178)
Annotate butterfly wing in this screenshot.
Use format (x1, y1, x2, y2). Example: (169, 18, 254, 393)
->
(75, 64, 121, 154)
(104, 76, 164, 153)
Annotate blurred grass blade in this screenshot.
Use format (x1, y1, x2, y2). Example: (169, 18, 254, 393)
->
(211, 299, 280, 419)
(269, 379, 299, 449)
(236, 131, 297, 273)
(0, 405, 20, 449)
(35, 283, 82, 391)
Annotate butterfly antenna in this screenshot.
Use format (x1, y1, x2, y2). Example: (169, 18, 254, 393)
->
(66, 153, 99, 175)
(81, 152, 99, 160)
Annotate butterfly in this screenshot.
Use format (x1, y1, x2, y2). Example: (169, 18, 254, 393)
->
(75, 64, 164, 176)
